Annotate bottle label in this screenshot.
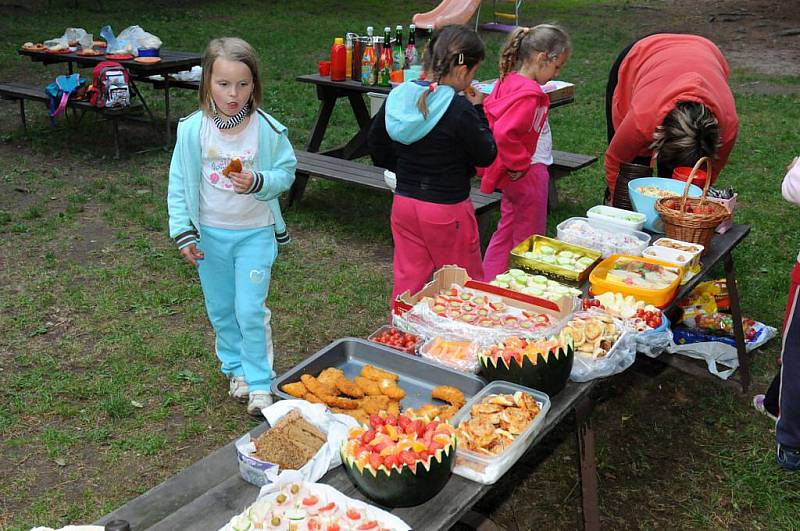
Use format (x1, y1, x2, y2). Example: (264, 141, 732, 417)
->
(405, 45, 417, 69)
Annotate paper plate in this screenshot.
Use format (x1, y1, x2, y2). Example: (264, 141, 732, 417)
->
(105, 53, 133, 61)
(134, 56, 161, 64)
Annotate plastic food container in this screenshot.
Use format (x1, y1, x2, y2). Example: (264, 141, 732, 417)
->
(642, 245, 694, 268)
(509, 235, 601, 286)
(652, 237, 703, 267)
(367, 325, 421, 354)
(235, 433, 279, 487)
(557, 217, 650, 258)
(589, 254, 684, 308)
(419, 336, 480, 373)
(628, 177, 702, 232)
(586, 205, 646, 231)
(451, 381, 551, 484)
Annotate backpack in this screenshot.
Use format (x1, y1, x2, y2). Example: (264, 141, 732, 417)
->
(89, 61, 130, 109)
(44, 73, 86, 124)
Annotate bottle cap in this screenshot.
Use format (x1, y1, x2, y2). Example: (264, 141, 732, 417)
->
(334, 37, 344, 45)
(384, 26, 391, 32)
(396, 25, 403, 30)
(367, 26, 373, 33)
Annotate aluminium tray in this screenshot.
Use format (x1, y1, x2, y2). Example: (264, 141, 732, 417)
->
(272, 338, 487, 411)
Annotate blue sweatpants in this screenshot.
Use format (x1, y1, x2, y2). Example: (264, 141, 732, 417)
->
(778, 262, 800, 449)
(197, 224, 278, 392)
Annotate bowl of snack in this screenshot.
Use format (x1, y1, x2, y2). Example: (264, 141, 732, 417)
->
(628, 177, 702, 232)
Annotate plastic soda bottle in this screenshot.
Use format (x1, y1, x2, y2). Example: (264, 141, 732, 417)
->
(361, 26, 376, 86)
(345, 34, 353, 79)
(378, 27, 393, 87)
(331, 37, 346, 81)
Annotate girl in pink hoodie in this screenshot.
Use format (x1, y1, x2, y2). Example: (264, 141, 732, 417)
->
(481, 25, 571, 280)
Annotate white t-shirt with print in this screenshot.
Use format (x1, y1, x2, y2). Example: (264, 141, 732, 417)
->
(199, 114, 274, 229)
(531, 118, 553, 166)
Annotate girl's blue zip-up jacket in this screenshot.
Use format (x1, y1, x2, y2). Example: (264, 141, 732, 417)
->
(167, 109, 296, 249)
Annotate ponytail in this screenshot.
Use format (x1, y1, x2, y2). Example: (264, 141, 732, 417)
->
(499, 27, 529, 78)
(415, 25, 485, 119)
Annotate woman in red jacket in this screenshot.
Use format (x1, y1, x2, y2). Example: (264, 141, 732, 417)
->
(604, 33, 739, 199)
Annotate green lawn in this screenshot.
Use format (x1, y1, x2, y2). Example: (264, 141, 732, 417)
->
(1, 0, 799, 529)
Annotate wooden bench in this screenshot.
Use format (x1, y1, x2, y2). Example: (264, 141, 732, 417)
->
(291, 149, 503, 238)
(0, 82, 138, 158)
(549, 150, 599, 211)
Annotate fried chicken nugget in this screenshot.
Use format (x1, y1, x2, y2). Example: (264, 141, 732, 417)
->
(432, 385, 465, 408)
(437, 405, 459, 421)
(359, 395, 390, 415)
(304, 393, 324, 404)
(301, 374, 336, 398)
(335, 376, 365, 398)
(415, 403, 442, 419)
(348, 408, 371, 425)
(281, 381, 307, 398)
(354, 376, 382, 396)
(387, 400, 401, 417)
(317, 367, 345, 388)
(361, 364, 399, 382)
(322, 394, 359, 410)
(378, 378, 406, 400)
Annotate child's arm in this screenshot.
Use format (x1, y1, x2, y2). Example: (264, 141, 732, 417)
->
(166, 131, 198, 251)
(251, 131, 297, 202)
(782, 157, 800, 206)
(458, 102, 497, 168)
(368, 104, 398, 171)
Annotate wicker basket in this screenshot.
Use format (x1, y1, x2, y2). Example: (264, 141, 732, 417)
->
(654, 157, 730, 251)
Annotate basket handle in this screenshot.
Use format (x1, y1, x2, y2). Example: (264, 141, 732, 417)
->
(678, 156, 714, 212)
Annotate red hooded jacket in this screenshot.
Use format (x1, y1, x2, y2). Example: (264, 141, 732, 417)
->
(606, 33, 738, 196)
(480, 72, 549, 193)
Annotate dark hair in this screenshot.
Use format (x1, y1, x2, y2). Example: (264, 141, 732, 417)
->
(651, 101, 721, 170)
(417, 24, 485, 118)
(499, 24, 571, 78)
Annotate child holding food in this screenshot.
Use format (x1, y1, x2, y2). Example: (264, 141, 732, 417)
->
(167, 37, 296, 415)
(367, 25, 497, 310)
(480, 25, 571, 280)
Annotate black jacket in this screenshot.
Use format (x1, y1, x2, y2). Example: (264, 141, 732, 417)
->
(368, 96, 497, 204)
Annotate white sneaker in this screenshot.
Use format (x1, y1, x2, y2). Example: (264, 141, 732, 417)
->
(229, 376, 249, 402)
(247, 391, 273, 416)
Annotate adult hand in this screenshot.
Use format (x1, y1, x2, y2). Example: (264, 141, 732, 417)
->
(465, 86, 486, 106)
(180, 243, 204, 266)
(507, 169, 525, 181)
(230, 171, 254, 193)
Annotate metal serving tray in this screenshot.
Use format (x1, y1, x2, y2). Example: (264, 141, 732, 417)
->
(272, 338, 487, 411)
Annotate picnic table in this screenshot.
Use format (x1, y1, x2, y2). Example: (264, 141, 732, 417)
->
(16, 48, 201, 145)
(96, 379, 601, 531)
(288, 74, 591, 208)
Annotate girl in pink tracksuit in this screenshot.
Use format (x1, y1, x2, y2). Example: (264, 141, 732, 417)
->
(481, 25, 571, 281)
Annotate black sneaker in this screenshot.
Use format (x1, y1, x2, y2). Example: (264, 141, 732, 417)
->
(777, 443, 800, 472)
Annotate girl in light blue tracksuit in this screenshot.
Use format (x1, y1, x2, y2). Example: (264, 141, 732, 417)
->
(167, 37, 296, 415)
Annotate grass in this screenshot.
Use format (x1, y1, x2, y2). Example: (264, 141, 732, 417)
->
(0, 0, 799, 529)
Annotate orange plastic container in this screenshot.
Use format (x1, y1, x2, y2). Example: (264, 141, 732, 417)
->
(589, 254, 684, 308)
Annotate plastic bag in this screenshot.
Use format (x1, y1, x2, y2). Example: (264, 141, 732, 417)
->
(77, 32, 93, 50)
(103, 25, 162, 55)
(235, 399, 358, 487)
(568, 311, 636, 382)
(667, 340, 739, 380)
(43, 37, 68, 51)
(64, 27, 88, 46)
(633, 314, 672, 357)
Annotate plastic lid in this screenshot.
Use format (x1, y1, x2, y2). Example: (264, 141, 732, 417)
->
(334, 37, 344, 45)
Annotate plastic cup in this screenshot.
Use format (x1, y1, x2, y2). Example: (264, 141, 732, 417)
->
(318, 60, 331, 76)
(390, 70, 404, 83)
(404, 69, 419, 82)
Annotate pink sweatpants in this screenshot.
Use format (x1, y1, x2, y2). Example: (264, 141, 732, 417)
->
(482, 163, 550, 281)
(390, 195, 484, 311)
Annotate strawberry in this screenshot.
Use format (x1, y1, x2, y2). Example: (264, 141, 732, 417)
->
(362, 430, 376, 444)
(398, 415, 411, 432)
(384, 414, 398, 426)
(369, 414, 384, 429)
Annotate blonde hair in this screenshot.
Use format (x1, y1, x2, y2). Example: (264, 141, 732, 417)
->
(199, 37, 262, 116)
(651, 101, 721, 170)
(417, 25, 485, 119)
(498, 24, 571, 78)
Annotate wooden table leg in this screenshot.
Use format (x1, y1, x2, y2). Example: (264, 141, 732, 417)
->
(288, 89, 337, 206)
(724, 253, 750, 392)
(575, 396, 600, 531)
(18, 99, 27, 133)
